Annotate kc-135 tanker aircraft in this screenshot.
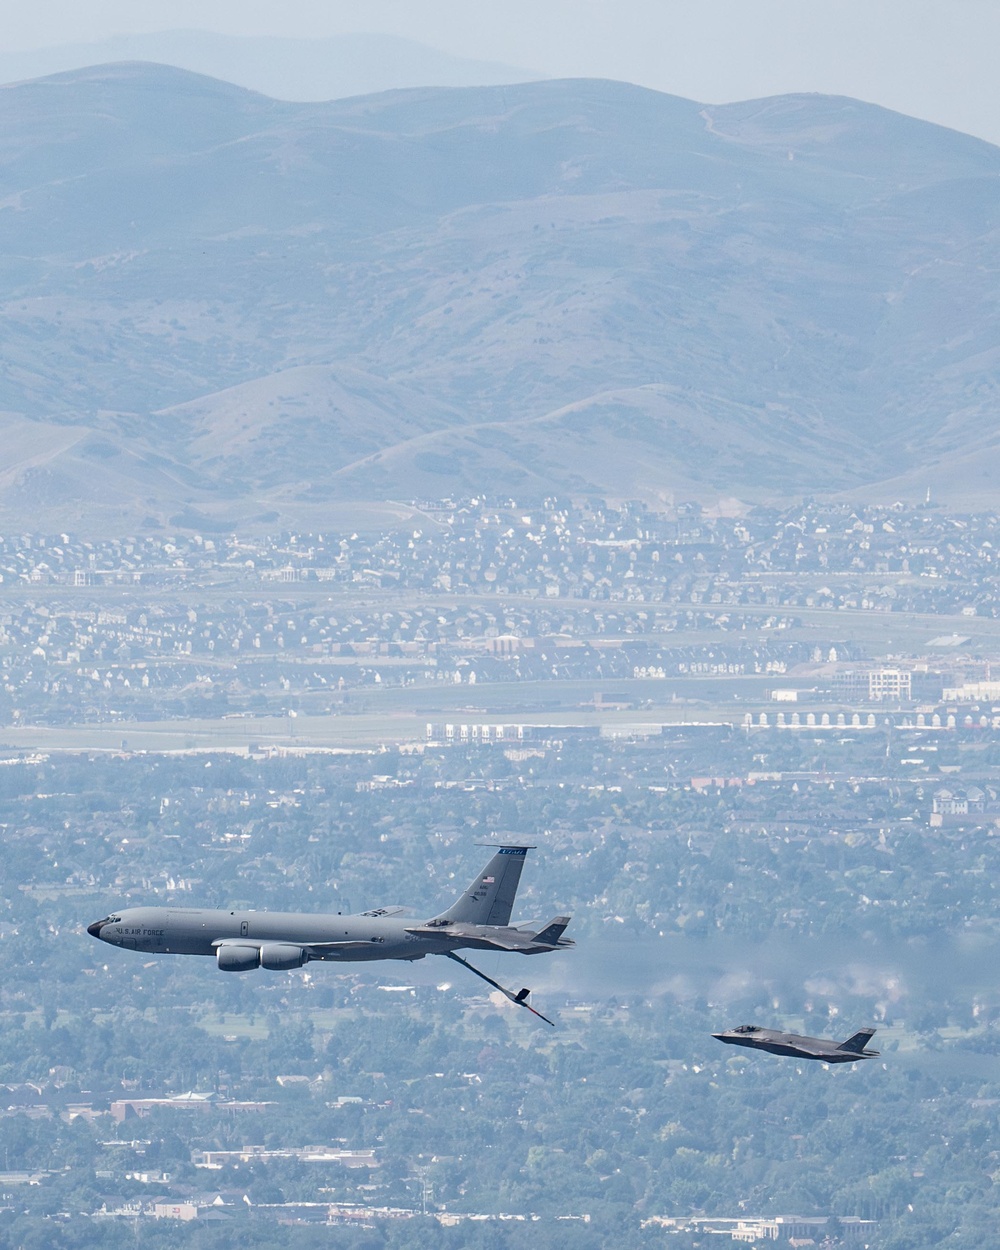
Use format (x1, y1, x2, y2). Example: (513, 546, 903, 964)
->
(88, 846, 572, 1025)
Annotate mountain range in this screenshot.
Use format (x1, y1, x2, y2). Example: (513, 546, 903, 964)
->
(1, 62, 998, 532)
(0, 30, 540, 103)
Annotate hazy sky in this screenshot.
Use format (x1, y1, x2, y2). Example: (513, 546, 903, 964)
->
(5, 0, 1000, 144)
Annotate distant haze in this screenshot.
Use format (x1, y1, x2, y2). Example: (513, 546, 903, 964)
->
(0, 30, 541, 102)
(1, 65, 998, 532)
(2, 3, 1000, 145)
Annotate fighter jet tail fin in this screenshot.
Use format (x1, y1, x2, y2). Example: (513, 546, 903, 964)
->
(837, 1027, 878, 1054)
(430, 845, 532, 927)
(532, 916, 572, 947)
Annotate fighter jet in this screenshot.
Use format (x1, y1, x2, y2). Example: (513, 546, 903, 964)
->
(88, 845, 571, 1025)
(712, 1023, 879, 1062)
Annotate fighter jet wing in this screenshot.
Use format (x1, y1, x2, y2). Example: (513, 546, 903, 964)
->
(301, 940, 393, 956)
(788, 1042, 835, 1059)
(404, 922, 541, 951)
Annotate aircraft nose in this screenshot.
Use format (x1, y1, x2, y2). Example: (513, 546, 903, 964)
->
(87, 920, 105, 939)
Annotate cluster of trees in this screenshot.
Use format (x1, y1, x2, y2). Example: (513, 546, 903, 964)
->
(2, 994, 1000, 1248)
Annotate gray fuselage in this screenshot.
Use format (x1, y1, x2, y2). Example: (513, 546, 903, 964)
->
(712, 1026, 879, 1062)
(86, 845, 573, 1024)
(87, 844, 572, 1007)
(88, 906, 456, 962)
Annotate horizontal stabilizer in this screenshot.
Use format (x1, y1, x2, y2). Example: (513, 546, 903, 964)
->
(406, 922, 536, 951)
(406, 919, 573, 954)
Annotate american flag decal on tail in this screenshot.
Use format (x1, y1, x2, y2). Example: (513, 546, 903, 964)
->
(431, 845, 533, 927)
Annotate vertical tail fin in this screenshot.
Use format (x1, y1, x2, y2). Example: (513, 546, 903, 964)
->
(431, 846, 532, 926)
(837, 1027, 877, 1054)
(532, 917, 571, 946)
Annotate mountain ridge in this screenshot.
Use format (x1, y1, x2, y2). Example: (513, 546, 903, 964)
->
(0, 30, 541, 102)
(0, 65, 997, 531)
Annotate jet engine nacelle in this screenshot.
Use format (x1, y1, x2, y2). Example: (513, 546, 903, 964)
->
(259, 942, 307, 971)
(216, 943, 261, 972)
